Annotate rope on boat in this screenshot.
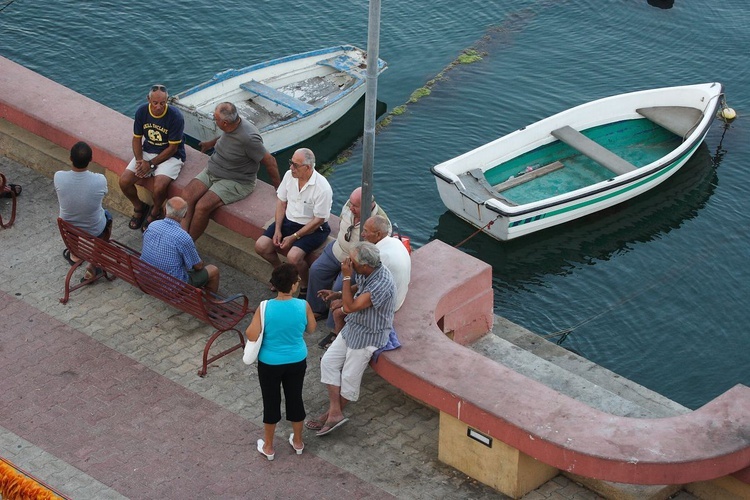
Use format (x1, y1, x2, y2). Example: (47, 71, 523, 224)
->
(453, 215, 501, 248)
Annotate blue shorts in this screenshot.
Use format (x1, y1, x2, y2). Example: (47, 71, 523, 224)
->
(263, 216, 331, 254)
(97, 210, 113, 240)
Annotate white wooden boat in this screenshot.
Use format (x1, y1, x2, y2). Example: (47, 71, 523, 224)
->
(170, 45, 387, 152)
(431, 82, 724, 241)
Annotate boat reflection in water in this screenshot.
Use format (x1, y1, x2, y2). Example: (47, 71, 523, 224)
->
(431, 141, 718, 294)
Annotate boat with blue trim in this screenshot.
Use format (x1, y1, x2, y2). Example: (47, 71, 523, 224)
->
(171, 45, 387, 153)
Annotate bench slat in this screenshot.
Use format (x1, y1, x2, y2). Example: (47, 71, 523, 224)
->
(240, 80, 317, 115)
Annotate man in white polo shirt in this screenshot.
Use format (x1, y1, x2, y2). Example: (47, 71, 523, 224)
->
(255, 148, 333, 293)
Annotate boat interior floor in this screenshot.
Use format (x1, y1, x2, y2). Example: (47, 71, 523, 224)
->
(236, 73, 357, 129)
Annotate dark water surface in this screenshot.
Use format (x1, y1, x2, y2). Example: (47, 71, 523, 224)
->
(2, 0, 748, 409)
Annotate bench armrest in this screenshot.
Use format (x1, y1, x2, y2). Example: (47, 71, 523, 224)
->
(204, 291, 250, 314)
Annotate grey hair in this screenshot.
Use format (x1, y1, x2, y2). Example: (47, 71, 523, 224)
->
(148, 86, 168, 100)
(351, 241, 381, 268)
(368, 215, 391, 236)
(298, 148, 316, 169)
(165, 197, 188, 220)
(216, 102, 239, 123)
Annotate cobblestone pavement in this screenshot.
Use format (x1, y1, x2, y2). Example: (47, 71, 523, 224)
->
(0, 156, 624, 499)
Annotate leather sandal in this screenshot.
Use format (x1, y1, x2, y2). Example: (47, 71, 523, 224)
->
(128, 204, 149, 230)
(1, 183, 21, 198)
(141, 208, 162, 233)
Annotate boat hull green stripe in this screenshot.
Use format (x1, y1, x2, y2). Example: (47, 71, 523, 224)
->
(508, 140, 701, 228)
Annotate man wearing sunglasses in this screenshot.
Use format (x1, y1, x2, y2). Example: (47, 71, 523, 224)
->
(120, 84, 186, 232)
(255, 148, 332, 296)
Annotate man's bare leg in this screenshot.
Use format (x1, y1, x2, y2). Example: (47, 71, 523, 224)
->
(188, 190, 224, 241)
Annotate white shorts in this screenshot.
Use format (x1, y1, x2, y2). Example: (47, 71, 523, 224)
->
(319, 334, 377, 402)
(126, 152, 183, 180)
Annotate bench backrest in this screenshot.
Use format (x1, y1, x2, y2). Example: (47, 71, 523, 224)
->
(58, 218, 137, 286)
(58, 218, 248, 330)
(129, 257, 210, 322)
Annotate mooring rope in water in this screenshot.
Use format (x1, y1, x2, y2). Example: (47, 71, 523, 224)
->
(0, 0, 18, 13)
(453, 214, 501, 248)
(319, 0, 562, 173)
(541, 253, 707, 345)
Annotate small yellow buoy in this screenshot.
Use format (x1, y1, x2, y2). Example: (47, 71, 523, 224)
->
(720, 107, 737, 121)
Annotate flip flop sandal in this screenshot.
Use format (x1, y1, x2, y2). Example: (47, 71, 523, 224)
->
(80, 267, 103, 283)
(316, 418, 349, 437)
(1, 183, 21, 198)
(128, 204, 150, 230)
(304, 418, 325, 431)
(62, 248, 76, 266)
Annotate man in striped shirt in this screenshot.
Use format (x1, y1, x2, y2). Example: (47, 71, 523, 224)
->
(307, 241, 396, 436)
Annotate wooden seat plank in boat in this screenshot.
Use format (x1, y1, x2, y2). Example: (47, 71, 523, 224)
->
(494, 161, 564, 192)
(636, 106, 703, 139)
(458, 169, 517, 206)
(240, 80, 317, 116)
(551, 125, 637, 176)
(316, 55, 364, 76)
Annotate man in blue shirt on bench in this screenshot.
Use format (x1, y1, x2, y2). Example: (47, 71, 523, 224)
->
(142, 196, 220, 293)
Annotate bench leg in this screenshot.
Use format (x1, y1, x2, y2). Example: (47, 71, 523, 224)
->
(199, 328, 246, 377)
(0, 194, 17, 229)
(59, 261, 85, 304)
(59, 263, 113, 304)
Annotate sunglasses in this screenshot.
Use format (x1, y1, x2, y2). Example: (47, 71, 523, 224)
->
(288, 159, 308, 169)
(150, 85, 167, 92)
(344, 224, 355, 242)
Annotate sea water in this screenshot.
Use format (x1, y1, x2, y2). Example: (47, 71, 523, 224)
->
(1, 0, 748, 409)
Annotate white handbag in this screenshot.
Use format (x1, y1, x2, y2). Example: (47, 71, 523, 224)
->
(242, 300, 267, 365)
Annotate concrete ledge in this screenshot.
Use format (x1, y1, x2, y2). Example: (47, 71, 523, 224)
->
(373, 240, 750, 491)
(0, 55, 339, 248)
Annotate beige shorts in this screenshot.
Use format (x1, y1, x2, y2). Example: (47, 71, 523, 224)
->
(126, 152, 183, 180)
(319, 334, 377, 402)
(194, 168, 256, 205)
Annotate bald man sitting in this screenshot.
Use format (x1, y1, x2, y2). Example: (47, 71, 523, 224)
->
(141, 196, 220, 293)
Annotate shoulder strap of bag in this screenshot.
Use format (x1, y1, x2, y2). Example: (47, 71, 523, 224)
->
(259, 300, 267, 333)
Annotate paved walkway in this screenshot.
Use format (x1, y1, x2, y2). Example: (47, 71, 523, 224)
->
(0, 156, 651, 499)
